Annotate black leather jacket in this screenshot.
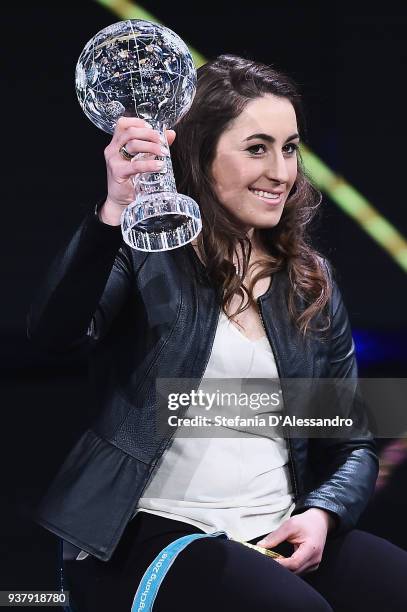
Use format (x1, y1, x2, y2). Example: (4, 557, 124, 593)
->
(27, 208, 379, 562)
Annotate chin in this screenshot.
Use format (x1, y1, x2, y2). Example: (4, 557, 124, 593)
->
(251, 213, 283, 230)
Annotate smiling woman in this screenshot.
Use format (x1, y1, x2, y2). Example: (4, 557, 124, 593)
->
(211, 95, 299, 228)
(171, 55, 329, 339)
(28, 53, 407, 612)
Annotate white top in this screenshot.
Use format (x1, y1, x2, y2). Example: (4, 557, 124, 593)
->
(134, 311, 295, 541)
(74, 311, 295, 560)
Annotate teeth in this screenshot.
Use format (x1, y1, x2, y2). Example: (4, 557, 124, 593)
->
(250, 189, 280, 200)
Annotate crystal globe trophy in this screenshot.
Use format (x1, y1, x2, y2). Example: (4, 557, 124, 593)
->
(75, 19, 202, 251)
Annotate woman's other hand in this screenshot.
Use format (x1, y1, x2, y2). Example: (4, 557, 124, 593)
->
(100, 117, 177, 225)
(256, 508, 336, 575)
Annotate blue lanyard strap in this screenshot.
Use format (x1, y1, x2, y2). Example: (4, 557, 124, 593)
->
(131, 530, 229, 612)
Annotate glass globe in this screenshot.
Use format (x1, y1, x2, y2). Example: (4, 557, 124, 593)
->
(75, 19, 202, 251)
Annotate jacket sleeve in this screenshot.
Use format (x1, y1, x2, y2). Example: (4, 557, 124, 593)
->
(27, 207, 144, 353)
(291, 264, 379, 536)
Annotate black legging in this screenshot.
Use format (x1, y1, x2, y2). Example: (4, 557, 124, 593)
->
(62, 511, 407, 611)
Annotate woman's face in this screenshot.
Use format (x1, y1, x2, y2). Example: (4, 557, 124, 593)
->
(210, 94, 299, 233)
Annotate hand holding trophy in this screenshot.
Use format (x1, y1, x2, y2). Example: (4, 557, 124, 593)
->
(75, 19, 202, 251)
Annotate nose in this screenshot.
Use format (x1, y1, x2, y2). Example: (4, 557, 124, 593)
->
(265, 150, 290, 184)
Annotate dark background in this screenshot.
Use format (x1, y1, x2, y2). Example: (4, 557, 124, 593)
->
(2, 0, 407, 596)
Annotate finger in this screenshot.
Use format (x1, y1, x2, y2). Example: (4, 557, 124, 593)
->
(275, 543, 315, 573)
(276, 557, 311, 575)
(277, 559, 319, 576)
(115, 116, 149, 132)
(302, 563, 320, 574)
(257, 524, 291, 548)
(166, 129, 176, 146)
(117, 127, 161, 149)
(116, 116, 148, 126)
(118, 158, 166, 178)
(121, 138, 166, 158)
(111, 117, 149, 143)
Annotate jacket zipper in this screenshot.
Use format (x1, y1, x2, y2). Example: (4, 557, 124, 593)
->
(257, 296, 299, 501)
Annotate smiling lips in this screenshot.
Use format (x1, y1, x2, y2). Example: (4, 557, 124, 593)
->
(248, 188, 284, 202)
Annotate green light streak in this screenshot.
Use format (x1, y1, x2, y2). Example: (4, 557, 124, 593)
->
(301, 144, 407, 270)
(95, 0, 407, 272)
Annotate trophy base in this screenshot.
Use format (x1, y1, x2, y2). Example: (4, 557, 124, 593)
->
(121, 192, 202, 252)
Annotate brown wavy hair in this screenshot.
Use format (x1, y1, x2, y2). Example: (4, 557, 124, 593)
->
(171, 54, 332, 337)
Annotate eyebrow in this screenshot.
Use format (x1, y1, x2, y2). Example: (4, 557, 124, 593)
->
(243, 132, 300, 144)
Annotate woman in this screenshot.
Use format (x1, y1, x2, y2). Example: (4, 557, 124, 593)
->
(28, 55, 407, 611)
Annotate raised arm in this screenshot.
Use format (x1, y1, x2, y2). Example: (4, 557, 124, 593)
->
(27, 118, 177, 353)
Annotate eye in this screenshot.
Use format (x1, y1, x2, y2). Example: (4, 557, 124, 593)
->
(246, 142, 299, 156)
(246, 144, 267, 155)
(283, 143, 299, 155)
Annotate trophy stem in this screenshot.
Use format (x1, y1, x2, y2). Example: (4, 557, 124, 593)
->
(132, 120, 178, 197)
(121, 117, 202, 252)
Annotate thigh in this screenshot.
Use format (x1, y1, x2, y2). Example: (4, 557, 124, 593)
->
(62, 512, 333, 612)
(63, 512, 204, 611)
(153, 536, 333, 612)
(303, 529, 407, 612)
